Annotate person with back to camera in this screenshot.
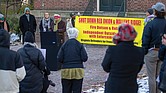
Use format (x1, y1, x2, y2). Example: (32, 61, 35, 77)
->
(57, 28, 88, 93)
(17, 31, 49, 93)
(0, 29, 26, 93)
(142, 2, 166, 93)
(158, 34, 166, 93)
(102, 23, 144, 93)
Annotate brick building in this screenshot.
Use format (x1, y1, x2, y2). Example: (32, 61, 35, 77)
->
(34, 0, 166, 12)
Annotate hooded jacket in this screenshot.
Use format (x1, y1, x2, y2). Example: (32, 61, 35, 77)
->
(17, 43, 46, 93)
(0, 29, 26, 93)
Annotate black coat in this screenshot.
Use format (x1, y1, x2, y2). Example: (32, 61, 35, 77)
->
(102, 41, 144, 93)
(17, 44, 46, 93)
(39, 18, 54, 32)
(19, 14, 37, 35)
(57, 38, 88, 69)
(142, 17, 166, 55)
(158, 44, 166, 91)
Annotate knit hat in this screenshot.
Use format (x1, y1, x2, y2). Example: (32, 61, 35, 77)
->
(0, 14, 4, 21)
(24, 31, 35, 43)
(152, 2, 165, 12)
(54, 14, 61, 19)
(24, 7, 30, 13)
(147, 8, 153, 15)
(113, 23, 137, 44)
(70, 12, 76, 17)
(67, 28, 79, 39)
(0, 29, 10, 48)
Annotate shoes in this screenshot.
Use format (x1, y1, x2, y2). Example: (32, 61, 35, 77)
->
(49, 80, 55, 87)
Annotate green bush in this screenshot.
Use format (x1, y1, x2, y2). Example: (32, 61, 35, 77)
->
(7, 16, 20, 34)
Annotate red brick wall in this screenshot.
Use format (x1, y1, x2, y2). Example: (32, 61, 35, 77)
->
(127, 0, 166, 12)
(34, 0, 166, 12)
(34, 0, 94, 11)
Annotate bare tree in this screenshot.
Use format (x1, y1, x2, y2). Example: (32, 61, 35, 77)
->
(5, 0, 23, 18)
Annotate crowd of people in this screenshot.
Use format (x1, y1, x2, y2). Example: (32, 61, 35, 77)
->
(0, 1, 166, 93)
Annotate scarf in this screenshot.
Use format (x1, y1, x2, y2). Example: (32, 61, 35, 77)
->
(54, 18, 61, 32)
(42, 18, 51, 32)
(24, 42, 38, 48)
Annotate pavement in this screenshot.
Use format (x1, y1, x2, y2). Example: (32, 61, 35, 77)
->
(10, 43, 147, 93)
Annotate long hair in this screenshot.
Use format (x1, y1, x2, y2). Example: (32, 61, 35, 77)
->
(154, 10, 166, 17)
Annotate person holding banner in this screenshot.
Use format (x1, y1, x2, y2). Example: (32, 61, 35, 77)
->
(53, 14, 66, 45)
(142, 2, 166, 93)
(66, 12, 76, 31)
(102, 23, 144, 93)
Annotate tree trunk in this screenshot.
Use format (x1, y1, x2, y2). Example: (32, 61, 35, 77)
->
(5, 0, 9, 18)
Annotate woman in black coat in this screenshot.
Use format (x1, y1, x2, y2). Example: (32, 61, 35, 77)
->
(102, 23, 144, 93)
(17, 31, 46, 93)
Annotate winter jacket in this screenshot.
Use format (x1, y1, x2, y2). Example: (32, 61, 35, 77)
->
(39, 18, 54, 32)
(158, 45, 166, 89)
(0, 29, 26, 93)
(0, 21, 10, 32)
(144, 14, 155, 26)
(102, 41, 144, 93)
(19, 14, 37, 35)
(57, 38, 88, 69)
(66, 18, 75, 31)
(17, 44, 46, 93)
(56, 20, 66, 45)
(142, 17, 166, 55)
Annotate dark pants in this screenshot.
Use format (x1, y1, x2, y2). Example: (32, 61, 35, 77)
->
(62, 79, 83, 93)
(40, 75, 50, 93)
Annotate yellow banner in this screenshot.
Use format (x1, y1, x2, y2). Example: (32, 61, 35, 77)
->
(75, 16, 144, 46)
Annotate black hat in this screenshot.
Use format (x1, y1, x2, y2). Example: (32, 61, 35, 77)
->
(24, 31, 34, 43)
(147, 8, 153, 15)
(0, 29, 10, 48)
(70, 12, 76, 17)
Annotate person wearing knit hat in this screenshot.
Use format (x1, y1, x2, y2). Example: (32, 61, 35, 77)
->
(19, 7, 37, 44)
(24, 31, 35, 43)
(113, 23, 137, 44)
(147, 8, 153, 15)
(57, 27, 88, 93)
(0, 14, 9, 32)
(66, 12, 76, 31)
(102, 23, 144, 93)
(67, 27, 78, 39)
(0, 29, 26, 93)
(142, 2, 166, 93)
(144, 8, 155, 26)
(53, 13, 66, 45)
(17, 31, 49, 93)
